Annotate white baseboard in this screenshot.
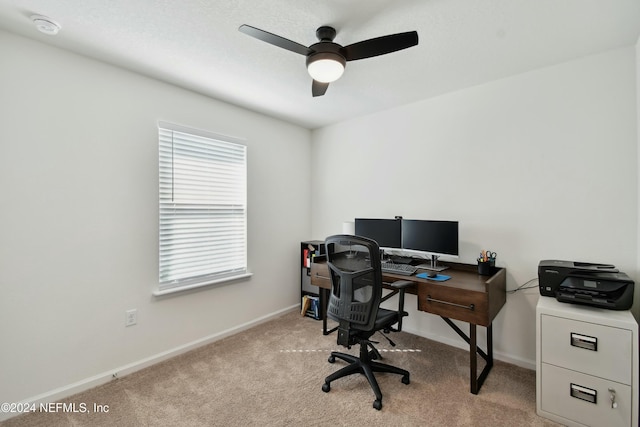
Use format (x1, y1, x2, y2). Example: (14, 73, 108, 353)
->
(0, 305, 298, 422)
(402, 326, 536, 371)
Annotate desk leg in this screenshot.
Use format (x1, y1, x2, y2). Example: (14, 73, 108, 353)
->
(319, 288, 337, 335)
(319, 288, 328, 334)
(477, 324, 493, 391)
(470, 324, 477, 394)
(441, 317, 493, 394)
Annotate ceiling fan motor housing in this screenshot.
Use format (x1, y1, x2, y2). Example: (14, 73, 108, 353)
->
(307, 26, 346, 71)
(306, 42, 346, 69)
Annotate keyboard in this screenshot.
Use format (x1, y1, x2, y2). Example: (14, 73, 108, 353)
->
(381, 262, 418, 276)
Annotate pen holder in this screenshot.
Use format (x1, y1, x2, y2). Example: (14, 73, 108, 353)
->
(478, 261, 493, 276)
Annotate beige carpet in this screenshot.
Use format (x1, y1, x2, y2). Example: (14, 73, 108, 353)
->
(2, 311, 560, 426)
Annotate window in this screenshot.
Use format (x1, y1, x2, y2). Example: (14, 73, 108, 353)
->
(157, 122, 249, 295)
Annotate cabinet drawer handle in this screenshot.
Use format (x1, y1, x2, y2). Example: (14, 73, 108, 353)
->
(314, 274, 330, 280)
(570, 332, 597, 351)
(570, 383, 597, 404)
(426, 295, 475, 311)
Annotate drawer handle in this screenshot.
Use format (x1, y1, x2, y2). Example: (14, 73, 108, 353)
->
(570, 332, 597, 351)
(570, 383, 597, 404)
(426, 295, 475, 311)
(314, 274, 331, 280)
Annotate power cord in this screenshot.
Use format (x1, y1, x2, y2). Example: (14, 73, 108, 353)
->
(507, 277, 539, 294)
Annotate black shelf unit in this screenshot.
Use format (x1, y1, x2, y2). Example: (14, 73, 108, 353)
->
(300, 240, 325, 319)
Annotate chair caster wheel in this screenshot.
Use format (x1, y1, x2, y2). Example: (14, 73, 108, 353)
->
(373, 399, 382, 410)
(328, 355, 335, 363)
(322, 383, 330, 393)
(402, 375, 410, 385)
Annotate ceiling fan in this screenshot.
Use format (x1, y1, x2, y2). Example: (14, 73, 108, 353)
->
(239, 24, 418, 97)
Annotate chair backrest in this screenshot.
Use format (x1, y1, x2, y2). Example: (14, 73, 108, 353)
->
(325, 234, 383, 346)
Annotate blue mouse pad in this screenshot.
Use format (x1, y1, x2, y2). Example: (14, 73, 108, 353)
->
(416, 273, 451, 281)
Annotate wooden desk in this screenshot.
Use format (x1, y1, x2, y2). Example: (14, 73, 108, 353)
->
(310, 260, 507, 395)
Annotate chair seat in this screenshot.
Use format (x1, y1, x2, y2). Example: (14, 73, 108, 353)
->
(350, 308, 400, 336)
(374, 308, 399, 330)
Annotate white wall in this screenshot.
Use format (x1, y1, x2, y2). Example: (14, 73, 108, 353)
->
(637, 35, 640, 322)
(0, 30, 311, 408)
(311, 47, 638, 368)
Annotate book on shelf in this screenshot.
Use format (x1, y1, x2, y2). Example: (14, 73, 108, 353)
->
(301, 295, 311, 316)
(301, 295, 320, 319)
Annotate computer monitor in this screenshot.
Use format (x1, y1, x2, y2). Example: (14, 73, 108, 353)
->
(401, 219, 459, 271)
(354, 218, 402, 249)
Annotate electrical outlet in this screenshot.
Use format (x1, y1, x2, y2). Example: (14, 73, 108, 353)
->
(125, 309, 137, 327)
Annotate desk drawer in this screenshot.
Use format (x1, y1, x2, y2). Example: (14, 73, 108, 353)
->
(310, 262, 331, 290)
(418, 283, 489, 325)
(540, 363, 631, 427)
(541, 314, 632, 384)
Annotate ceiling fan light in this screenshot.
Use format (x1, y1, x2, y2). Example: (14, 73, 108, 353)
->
(307, 53, 346, 83)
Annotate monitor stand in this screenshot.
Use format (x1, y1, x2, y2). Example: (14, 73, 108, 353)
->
(416, 255, 449, 272)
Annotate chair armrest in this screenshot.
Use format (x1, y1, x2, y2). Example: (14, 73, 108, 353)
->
(389, 280, 414, 290)
(386, 280, 414, 332)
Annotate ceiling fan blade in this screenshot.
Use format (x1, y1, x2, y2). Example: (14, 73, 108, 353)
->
(344, 31, 418, 61)
(312, 80, 329, 97)
(239, 25, 311, 56)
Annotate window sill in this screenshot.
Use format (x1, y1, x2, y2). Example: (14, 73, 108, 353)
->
(153, 272, 253, 297)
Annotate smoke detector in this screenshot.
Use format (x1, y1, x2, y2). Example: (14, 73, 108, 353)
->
(31, 15, 61, 35)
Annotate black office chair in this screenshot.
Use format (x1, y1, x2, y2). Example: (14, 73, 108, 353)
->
(321, 234, 413, 410)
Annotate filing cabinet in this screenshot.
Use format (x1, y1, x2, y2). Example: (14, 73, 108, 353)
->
(536, 297, 638, 427)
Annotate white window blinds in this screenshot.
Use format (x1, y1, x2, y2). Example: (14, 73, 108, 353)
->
(158, 122, 247, 291)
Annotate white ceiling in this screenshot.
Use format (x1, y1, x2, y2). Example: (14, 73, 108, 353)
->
(1, 0, 639, 129)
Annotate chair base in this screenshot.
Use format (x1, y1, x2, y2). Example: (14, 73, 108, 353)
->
(322, 342, 410, 410)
